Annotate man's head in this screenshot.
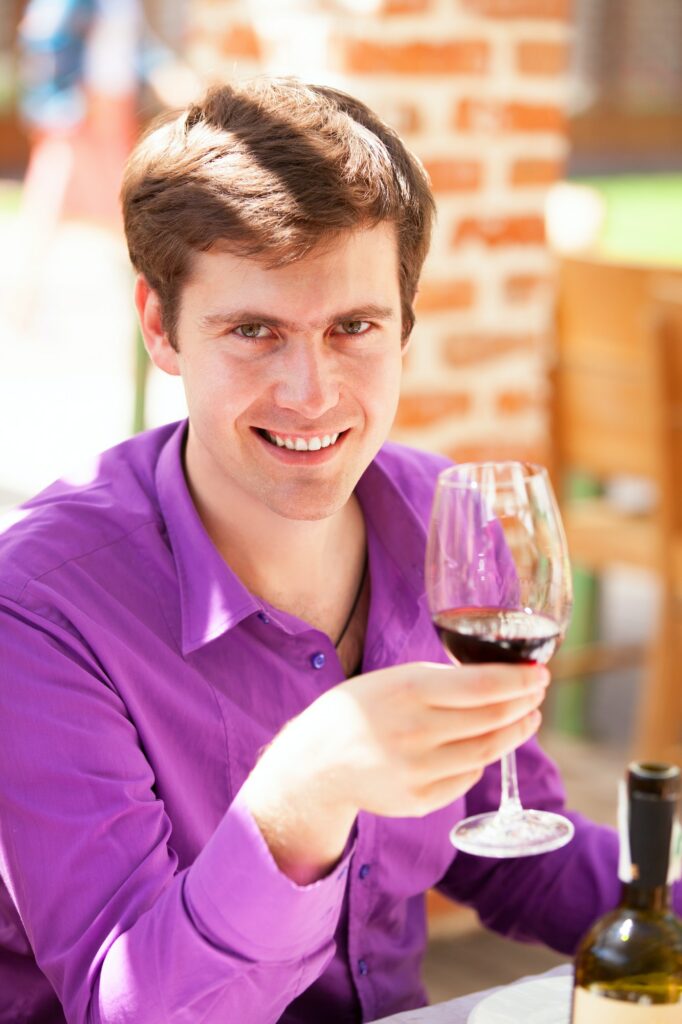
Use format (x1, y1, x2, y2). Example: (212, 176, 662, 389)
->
(121, 77, 435, 349)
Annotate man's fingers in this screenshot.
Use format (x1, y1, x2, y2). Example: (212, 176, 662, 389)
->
(412, 768, 485, 816)
(421, 688, 546, 746)
(421, 708, 543, 783)
(412, 661, 550, 709)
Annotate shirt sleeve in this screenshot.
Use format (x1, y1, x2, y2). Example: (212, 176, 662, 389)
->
(437, 736, 682, 953)
(0, 599, 351, 1023)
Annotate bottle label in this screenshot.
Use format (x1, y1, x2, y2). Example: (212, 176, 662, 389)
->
(573, 987, 681, 1021)
(618, 780, 632, 882)
(670, 817, 682, 885)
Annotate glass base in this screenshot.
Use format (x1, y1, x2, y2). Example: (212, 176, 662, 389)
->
(449, 808, 575, 858)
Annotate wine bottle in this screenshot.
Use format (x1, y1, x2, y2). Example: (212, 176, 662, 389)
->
(572, 762, 682, 1021)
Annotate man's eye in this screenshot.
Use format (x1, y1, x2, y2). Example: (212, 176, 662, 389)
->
(235, 323, 269, 339)
(336, 320, 370, 336)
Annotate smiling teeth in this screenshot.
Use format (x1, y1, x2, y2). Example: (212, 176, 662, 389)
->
(265, 431, 340, 450)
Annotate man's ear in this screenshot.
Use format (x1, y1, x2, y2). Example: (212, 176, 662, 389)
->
(401, 330, 414, 357)
(134, 275, 181, 377)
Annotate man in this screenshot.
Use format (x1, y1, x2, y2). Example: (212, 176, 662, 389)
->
(0, 79, 663, 1024)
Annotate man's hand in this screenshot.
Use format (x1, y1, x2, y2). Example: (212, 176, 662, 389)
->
(240, 661, 548, 884)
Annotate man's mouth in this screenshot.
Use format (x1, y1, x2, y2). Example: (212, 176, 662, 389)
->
(256, 429, 344, 451)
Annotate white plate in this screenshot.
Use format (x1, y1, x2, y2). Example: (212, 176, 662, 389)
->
(468, 975, 572, 1024)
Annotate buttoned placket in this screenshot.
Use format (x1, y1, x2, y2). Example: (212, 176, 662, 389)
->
(345, 811, 379, 1020)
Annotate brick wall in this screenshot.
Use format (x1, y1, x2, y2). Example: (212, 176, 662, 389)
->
(188, 0, 573, 465)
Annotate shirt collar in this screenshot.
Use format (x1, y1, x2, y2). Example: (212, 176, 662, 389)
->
(155, 420, 261, 655)
(155, 422, 429, 656)
(356, 450, 428, 603)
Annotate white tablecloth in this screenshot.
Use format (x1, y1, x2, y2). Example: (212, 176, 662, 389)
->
(370, 965, 573, 1023)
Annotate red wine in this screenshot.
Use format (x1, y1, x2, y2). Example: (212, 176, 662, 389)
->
(434, 608, 561, 665)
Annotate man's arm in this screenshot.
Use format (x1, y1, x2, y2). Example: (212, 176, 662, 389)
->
(241, 660, 548, 883)
(0, 601, 348, 1024)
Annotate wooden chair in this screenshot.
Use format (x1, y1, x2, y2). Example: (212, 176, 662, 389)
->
(643, 284, 682, 766)
(550, 256, 682, 765)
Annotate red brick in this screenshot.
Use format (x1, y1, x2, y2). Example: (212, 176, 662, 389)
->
(394, 392, 472, 430)
(504, 274, 551, 304)
(379, 0, 432, 11)
(453, 215, 546, 247)
(443, 333, 537, 367)
(342, 39, 490, 76)
(496, 390, 544, 415)
(517, 40, 569, 75)
(507, 101, 566, 133)
(219, 24, 262, 60)
(461, 0, 570, 18)
(510, 158, 563, 186)
(455, 98, 566, 134)
(415, 279, 476, 313)
(424, 159, 483, 193)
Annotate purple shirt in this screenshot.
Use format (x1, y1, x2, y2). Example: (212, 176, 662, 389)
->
(0, 420, 656, 1023)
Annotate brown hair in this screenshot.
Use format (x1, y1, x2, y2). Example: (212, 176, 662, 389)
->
(121, 78, 435, 348)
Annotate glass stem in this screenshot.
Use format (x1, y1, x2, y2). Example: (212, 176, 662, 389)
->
(498, 751, 523, 819)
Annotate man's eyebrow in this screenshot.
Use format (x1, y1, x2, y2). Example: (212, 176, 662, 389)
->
(197, 304, 396, 332)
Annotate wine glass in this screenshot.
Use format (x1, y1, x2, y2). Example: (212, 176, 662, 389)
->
(425, 461, 574, 858)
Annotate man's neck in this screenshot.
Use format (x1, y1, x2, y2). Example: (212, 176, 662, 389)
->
(184, 462, 367, 632)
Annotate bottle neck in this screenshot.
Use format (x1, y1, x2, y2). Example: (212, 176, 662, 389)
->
(621, 881, 672, 912)
(618, 768, 681, 900)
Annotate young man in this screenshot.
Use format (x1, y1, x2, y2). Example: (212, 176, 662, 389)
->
(0, 79, 663, 1024)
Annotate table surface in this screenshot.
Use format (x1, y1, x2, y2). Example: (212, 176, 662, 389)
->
(370, 964, 573, 1023)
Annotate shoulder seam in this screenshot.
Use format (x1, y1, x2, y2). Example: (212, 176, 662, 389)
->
(14, 517, 162, 606)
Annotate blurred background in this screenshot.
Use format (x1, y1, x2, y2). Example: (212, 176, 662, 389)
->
(0, 0, 681, 1005)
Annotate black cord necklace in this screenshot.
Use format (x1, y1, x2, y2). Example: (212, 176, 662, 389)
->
(334, 554, 368, 649)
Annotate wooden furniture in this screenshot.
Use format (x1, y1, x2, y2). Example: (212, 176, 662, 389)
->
(644, 284, 682, 766)
(551, 256, 682, 765)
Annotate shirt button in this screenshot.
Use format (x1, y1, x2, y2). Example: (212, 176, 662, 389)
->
(258, 611, 270, 624)
(359, 863, 371, 880)
(311, 651, 326, 670)
(358, 959, 369, 976)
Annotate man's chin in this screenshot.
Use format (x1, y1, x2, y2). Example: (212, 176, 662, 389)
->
(265, 498, 350, 523)
(258, 482, 354, 523)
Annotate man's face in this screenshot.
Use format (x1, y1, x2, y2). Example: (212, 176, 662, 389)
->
(164, 222, 406, 522)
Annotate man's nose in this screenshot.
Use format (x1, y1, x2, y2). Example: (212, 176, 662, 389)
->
(273, 342, 340, 420)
